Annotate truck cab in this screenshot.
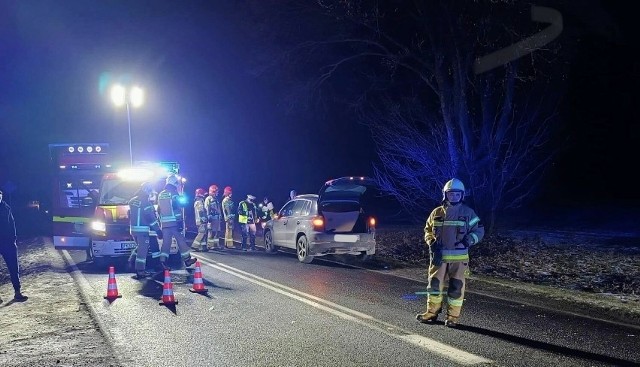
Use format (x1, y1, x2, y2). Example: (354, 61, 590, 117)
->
(89, 163, 185, 267)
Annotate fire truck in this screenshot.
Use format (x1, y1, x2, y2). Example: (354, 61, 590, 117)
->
(49, 143, 111, 253)
(89, 161, 187, 267)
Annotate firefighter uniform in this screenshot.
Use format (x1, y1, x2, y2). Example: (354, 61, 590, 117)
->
(238, 195, 258, 251)
(221, 186, 235, 249)
(128, 182, 162, 278)
(157, 174, 196, 269)
(417, 178, 484, 327)
(205, 185, 222, 250)
(191, 188, 208, 252)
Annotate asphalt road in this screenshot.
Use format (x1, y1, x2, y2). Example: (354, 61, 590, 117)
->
(65, 247, 640, 367)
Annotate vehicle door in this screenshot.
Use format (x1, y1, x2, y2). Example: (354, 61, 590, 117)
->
(272, 200, 296, 247)
(284, 199, 311, 247)
(317, 177, 378, 234)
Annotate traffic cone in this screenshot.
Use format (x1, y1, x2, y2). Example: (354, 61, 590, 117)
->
(189, 260, 208, 294)
(104, 266, 122, 300)
(159, 269, 178, 305)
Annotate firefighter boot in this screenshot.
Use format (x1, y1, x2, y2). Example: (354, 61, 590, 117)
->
(445, 315, 460, 328)
(184, 257, 197, 267)
(416, 311, 439, 324)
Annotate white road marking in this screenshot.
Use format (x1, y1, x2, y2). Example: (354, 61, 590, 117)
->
(201, 259, 493, 366)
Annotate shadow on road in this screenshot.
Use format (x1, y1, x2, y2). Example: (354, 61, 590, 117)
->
(459, 324, 639, 367)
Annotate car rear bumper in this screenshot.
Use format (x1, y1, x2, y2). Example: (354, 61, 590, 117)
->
(309, 233, 376, 256)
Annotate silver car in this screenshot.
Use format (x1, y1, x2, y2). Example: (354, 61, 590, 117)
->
(263, 177, 377, 263)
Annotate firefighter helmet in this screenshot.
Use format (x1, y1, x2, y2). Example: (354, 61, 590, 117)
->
(166, 174, 180, 187)
(247, 194, 256, 202)
(223, 186, 232, 196)
(209, 184, 218, 194)
(442, 178, 465, 201)
(195, 188, 206, 197)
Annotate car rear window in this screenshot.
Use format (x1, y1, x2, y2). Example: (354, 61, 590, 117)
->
(320, 201, 361, 213)
(322, 185, 368, 201)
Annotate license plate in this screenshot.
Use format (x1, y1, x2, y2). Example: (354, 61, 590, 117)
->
(121, 242, 137, 250)
(334, 234, 359, 243)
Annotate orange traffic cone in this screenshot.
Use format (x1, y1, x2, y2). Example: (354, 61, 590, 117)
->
(159, 269, 178, 305)
(189, 260, 208, 294)
(104, 266, 122, 300)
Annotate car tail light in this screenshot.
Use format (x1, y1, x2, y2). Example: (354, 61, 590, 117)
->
(312, 215, 325, 231)
(368, 217, 376, 232)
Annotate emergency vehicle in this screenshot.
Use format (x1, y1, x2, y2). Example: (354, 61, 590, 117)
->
(49, 143, 111, 252)
(89, 161, 187, 267)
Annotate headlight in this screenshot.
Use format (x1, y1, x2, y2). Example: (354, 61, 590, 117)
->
(91, 221, 106, 232)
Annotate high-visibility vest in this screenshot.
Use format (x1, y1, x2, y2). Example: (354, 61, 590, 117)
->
(238, 201, 248, 224)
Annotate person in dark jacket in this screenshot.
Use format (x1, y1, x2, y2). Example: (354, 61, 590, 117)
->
(0, 190, 28, 303)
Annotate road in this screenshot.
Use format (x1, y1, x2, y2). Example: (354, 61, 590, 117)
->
(64, 246, 640, 367)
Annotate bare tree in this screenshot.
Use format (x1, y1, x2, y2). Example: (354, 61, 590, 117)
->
(242, 1, 602, 230)
(276, 1, 565, 230)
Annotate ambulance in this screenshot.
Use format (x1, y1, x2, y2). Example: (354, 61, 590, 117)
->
(89, 161, 187, 267)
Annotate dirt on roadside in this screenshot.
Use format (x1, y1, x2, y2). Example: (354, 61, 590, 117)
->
(0, 237, 120, 367)
(369, 226, 640, 327)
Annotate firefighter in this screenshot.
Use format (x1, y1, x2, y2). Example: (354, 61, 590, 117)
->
(416, 178, 484, 328)
(147, 189, 162, 262)
(238, 194, 258, 251)
(157, 174, 197, 270)
(128, 182, 163, 279)
(191, 188, 208, 252)
(221, 186, 235, 249)
(257, 196, 274, 233)
(205, 184, 222, 250)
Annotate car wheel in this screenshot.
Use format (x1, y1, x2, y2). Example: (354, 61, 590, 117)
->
(264, 230, 277, 253)
(296, 235, 313, 264)
(356, 252, 370, 263)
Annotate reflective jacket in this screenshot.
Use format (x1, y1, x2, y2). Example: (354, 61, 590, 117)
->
(237, 200, 257, 224)
(204, 194, 221, 221)
(129, 193, 160, 235)
(258, 202, 274, 221)
(222, 196, 235, 222)
(157, 187, 184, 228)
(194, 195, 207, 225)
(424, 203, 484, 263)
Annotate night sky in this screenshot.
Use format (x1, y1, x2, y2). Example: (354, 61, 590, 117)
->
(1, 1, 638, 222)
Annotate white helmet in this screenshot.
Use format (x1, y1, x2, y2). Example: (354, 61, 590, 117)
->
(442, 178, 465, 201)
(166, 174, 180, 187)
(247, 194, 256, 202)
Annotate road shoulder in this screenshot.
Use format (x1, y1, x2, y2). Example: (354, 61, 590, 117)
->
(0, 238, 120, 367)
